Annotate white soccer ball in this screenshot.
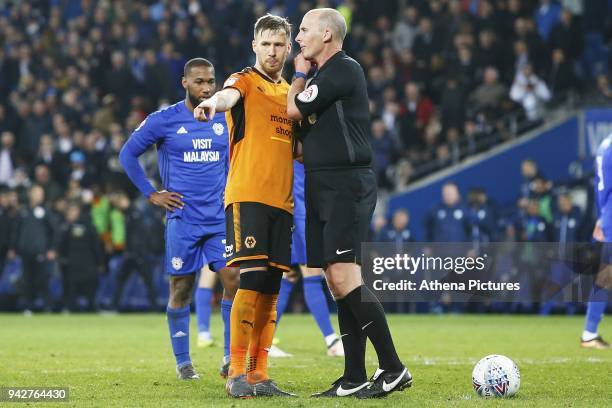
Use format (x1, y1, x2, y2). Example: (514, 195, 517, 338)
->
(472, 355, 520, 398)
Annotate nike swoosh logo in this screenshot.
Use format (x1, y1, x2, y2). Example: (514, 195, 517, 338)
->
(336, 249, 352, 255)
(336, 382, 369, 397)
(382, 368, 407, 392)
(361, 321, 373, 330)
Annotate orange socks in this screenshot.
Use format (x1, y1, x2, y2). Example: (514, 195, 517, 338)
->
(247, 294, 278, 384)
(228, 289, 259, 378)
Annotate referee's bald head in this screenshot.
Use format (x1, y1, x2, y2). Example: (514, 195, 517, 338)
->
(308, 8, 347, 45)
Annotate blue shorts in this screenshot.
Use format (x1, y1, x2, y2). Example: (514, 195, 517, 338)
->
(165, 218, 227, 275)
(291, 214, 307, 265)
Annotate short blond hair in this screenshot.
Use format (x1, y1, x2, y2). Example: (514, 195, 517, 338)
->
(254, 14, 291, 40)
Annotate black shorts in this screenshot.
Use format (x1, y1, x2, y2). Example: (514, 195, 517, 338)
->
(305, 168, 377, 268)
(225, 202, 292, 271)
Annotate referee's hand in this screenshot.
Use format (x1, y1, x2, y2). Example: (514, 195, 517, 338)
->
(149, 190, 184, 211)
(194, 96, 217, 122)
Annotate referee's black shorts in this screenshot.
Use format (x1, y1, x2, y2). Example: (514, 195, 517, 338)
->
(305, 167, 377, 268)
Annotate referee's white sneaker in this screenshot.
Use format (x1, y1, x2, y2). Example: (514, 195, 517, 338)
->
(355, 367, 412, 398)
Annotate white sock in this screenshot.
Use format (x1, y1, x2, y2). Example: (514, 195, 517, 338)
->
(325, 333, 338, 347)
(199, 331, 211, 340)
(582, 330, 598, 342)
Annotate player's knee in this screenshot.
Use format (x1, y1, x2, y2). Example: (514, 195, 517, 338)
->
(325, 264, 361, 298)
(219, 267, 239, 298)
(169, 275, 195, 306)
(239, 261, 282, 294)
(595, 267, 612, 289)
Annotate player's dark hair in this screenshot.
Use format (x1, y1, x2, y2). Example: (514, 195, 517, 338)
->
(183, 58, 213, 77)
(254, 14, 291, 40)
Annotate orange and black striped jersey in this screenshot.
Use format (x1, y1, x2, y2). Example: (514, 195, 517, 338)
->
(223, 67, 294, 214)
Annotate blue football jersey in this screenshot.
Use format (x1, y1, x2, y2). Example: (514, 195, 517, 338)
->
(121, 101, 229, 225)
(595, 133, 612, 236)
(293, 160, 305, 218)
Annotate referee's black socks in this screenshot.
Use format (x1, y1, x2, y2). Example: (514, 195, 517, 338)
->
(343, 285, 404, 372)
(336, 298, 367, 383)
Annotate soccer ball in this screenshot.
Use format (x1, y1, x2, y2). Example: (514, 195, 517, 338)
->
(472, 355, 520, 398)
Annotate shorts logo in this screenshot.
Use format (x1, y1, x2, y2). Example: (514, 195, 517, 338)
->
(245, 236, 256, 249)
(297, 84, 318, 103)
(212, 122, 224, 135)
(171, 257, 184, 271)
(224, 243, 234, 258)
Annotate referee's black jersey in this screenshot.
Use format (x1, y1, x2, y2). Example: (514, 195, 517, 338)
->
(294, 51, 372, 172)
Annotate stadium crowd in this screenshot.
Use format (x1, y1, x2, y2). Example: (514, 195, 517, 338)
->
(0, 0, 611, 312)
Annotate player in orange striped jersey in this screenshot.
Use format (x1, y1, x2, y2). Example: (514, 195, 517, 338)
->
(194, 14, 296, 398)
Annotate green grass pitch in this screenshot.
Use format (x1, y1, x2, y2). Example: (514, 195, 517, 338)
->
(1, 313, 611, 407)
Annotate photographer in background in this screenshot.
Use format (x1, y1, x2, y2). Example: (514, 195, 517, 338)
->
(510, 64, 551, 124)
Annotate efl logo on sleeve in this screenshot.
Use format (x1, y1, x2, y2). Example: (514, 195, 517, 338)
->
(297, 85, 318, 103)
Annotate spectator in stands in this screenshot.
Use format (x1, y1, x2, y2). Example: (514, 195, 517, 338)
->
(440, 76, 466, 131)
(34, 134, 64, 184)
(0, 131, 16, 186)
(520, 158, 540, 199)
(379, 208, 414, 244)
(426, 182, 470, 242)
(68, 150, 94, 188)
(8, 185, 58, 313)
(58, 202, 104, 311)
(370, 213, 388, 242)
(551, 193, 583, 243)
(468, 67, 508, 120)
(534, 0, 562, 41)
(371, 119, 399, 190)
(392, 5, 419, 55)
(591, 73, 612, 104)
(34, 164, 62, 206)
(531, 175, 554, 223)
(393, 159, 415, 190)
(0, 187, 10, 273)
(111, 194, 157, 311)
(18, 100, 52, 162)
(467, 187, 498, 244)
(519, 199, 551, 242)
(92, 95, 118, 137)
(399, 82, 434, 147)
(476, 29, 504, 76)
(105, 51, 135, 118)
(510, 64, 551, 122)
(548, 8, 583, 61)
(548, 48, 577, 99)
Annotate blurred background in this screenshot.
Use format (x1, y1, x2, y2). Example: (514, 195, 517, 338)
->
(0, 0, 611, 314)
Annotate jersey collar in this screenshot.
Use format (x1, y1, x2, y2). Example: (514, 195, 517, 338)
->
(252, 67, 283, 84)
(313, 50, 345, 78)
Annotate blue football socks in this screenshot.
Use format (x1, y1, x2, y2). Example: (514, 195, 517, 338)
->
(167, 306, 191, 367)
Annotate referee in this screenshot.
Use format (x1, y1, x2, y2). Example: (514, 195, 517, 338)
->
(287, 8, 412, 399)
